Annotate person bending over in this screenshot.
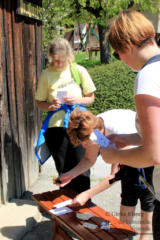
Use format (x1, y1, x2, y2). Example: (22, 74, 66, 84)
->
(57, 108, 155, 240)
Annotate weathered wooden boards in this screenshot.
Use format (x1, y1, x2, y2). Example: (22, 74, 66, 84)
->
(0, 0, 42, 205)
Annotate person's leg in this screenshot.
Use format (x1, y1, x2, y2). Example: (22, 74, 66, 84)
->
(120, 180, 138, 239)
(120, 204, 136, 226)
(119, 205, 135, 240)
(119, 206, 152, 240)
(121, 167, 155, 240)
(139, 167, 155, 240)
(121, 180, 152, 240)
(139, 210, 152, 240)
(152, 199, 160, 240)
(45, 127, 90, 193)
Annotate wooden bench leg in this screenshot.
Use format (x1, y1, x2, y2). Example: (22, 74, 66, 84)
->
(52, 217, 58, 240)
(37, 204, 47, 213)
(89, 51, 92, 59)
(52, 217, 62, 240)
(57, 227, 73, 240)
(52, 217, 73, 240)
(95, 51, 97, 60)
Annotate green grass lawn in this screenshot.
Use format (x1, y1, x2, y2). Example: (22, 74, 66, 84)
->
(74, 51, 100, 61)
(74, 50, 117, 68)
(74, 51, 101, 68)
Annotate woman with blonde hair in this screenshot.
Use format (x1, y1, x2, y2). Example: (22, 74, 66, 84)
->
(35, 37, 96, 193)
(57, 108, 154, 240)
(98, 11, 160, 239)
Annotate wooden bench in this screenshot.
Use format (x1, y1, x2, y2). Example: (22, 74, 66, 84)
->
(32, 188, 138, 240)
(87, 46, 100, 60)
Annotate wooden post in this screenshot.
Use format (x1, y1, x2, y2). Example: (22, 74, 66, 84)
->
(88, 23, 90, 51)
(95, 50, 97, 60)
(89, 51, 92, 59)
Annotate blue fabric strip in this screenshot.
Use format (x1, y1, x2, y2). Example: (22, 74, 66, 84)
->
(35, 104, 86, 165)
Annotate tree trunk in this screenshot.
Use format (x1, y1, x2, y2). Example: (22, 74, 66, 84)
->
(98, 24, 110, 64)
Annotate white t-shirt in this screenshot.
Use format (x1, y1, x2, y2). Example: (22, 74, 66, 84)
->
(134, 60, 160, 201)
(97, 109, 137, 136)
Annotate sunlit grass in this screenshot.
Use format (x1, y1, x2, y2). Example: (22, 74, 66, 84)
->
(74, 51, 101, 68)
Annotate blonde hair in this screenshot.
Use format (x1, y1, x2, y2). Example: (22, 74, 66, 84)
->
(67, 107, 103, 146)
(107, 11, 155, 53)
(47, 38, 75, 65)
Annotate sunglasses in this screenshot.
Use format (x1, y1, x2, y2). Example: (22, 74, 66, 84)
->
(113, 52, 121, 60)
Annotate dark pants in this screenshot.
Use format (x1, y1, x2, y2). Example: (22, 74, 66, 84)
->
(121, 167, 155, 212)
(45, 127, 90, 194)
(153, 199, 160, 240)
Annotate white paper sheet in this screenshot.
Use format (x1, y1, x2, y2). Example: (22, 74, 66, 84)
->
(89, 129, 110, 147)
(57, 90, 67, 104)
(54, 199, 72, 208)
(49, 206, 73, 216)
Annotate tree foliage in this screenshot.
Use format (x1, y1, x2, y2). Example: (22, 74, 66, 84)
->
(42, 0, 75, 52)
(42, 0, 160, 60)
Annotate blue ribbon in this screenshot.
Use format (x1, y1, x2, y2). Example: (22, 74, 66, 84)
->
(35, 104, 86, 165)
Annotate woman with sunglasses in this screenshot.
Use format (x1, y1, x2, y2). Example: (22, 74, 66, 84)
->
(99, 11, 160, 240)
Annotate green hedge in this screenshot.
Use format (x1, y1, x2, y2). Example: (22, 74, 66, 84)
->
(86, 61, 136, 115)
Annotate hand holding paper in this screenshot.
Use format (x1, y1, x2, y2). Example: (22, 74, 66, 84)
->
(51, 97, 61, 110)
(57, 90, 68, 104)
(63, 95, 77, 105)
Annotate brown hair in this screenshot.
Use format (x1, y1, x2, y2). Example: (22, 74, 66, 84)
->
(47, 37, 75, 65)
(67, 108, 103, 146)
(107, 11, 155, 53)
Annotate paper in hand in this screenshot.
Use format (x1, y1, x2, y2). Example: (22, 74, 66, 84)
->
(89, 129, 110, 147)
(57, 90, 67, 104)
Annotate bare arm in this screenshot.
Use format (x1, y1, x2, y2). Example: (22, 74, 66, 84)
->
(108, 133, 141, 149)
(100, 95, 160, 168)
(58, 144, 99, 187)
(36, 98, 61, 111)
(70, 163, 119, 206)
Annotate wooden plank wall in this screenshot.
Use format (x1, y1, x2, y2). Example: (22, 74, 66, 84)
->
(0, 0, 42, 205)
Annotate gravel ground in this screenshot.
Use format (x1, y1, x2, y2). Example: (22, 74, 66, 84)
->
(22, 156, 153, 240)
